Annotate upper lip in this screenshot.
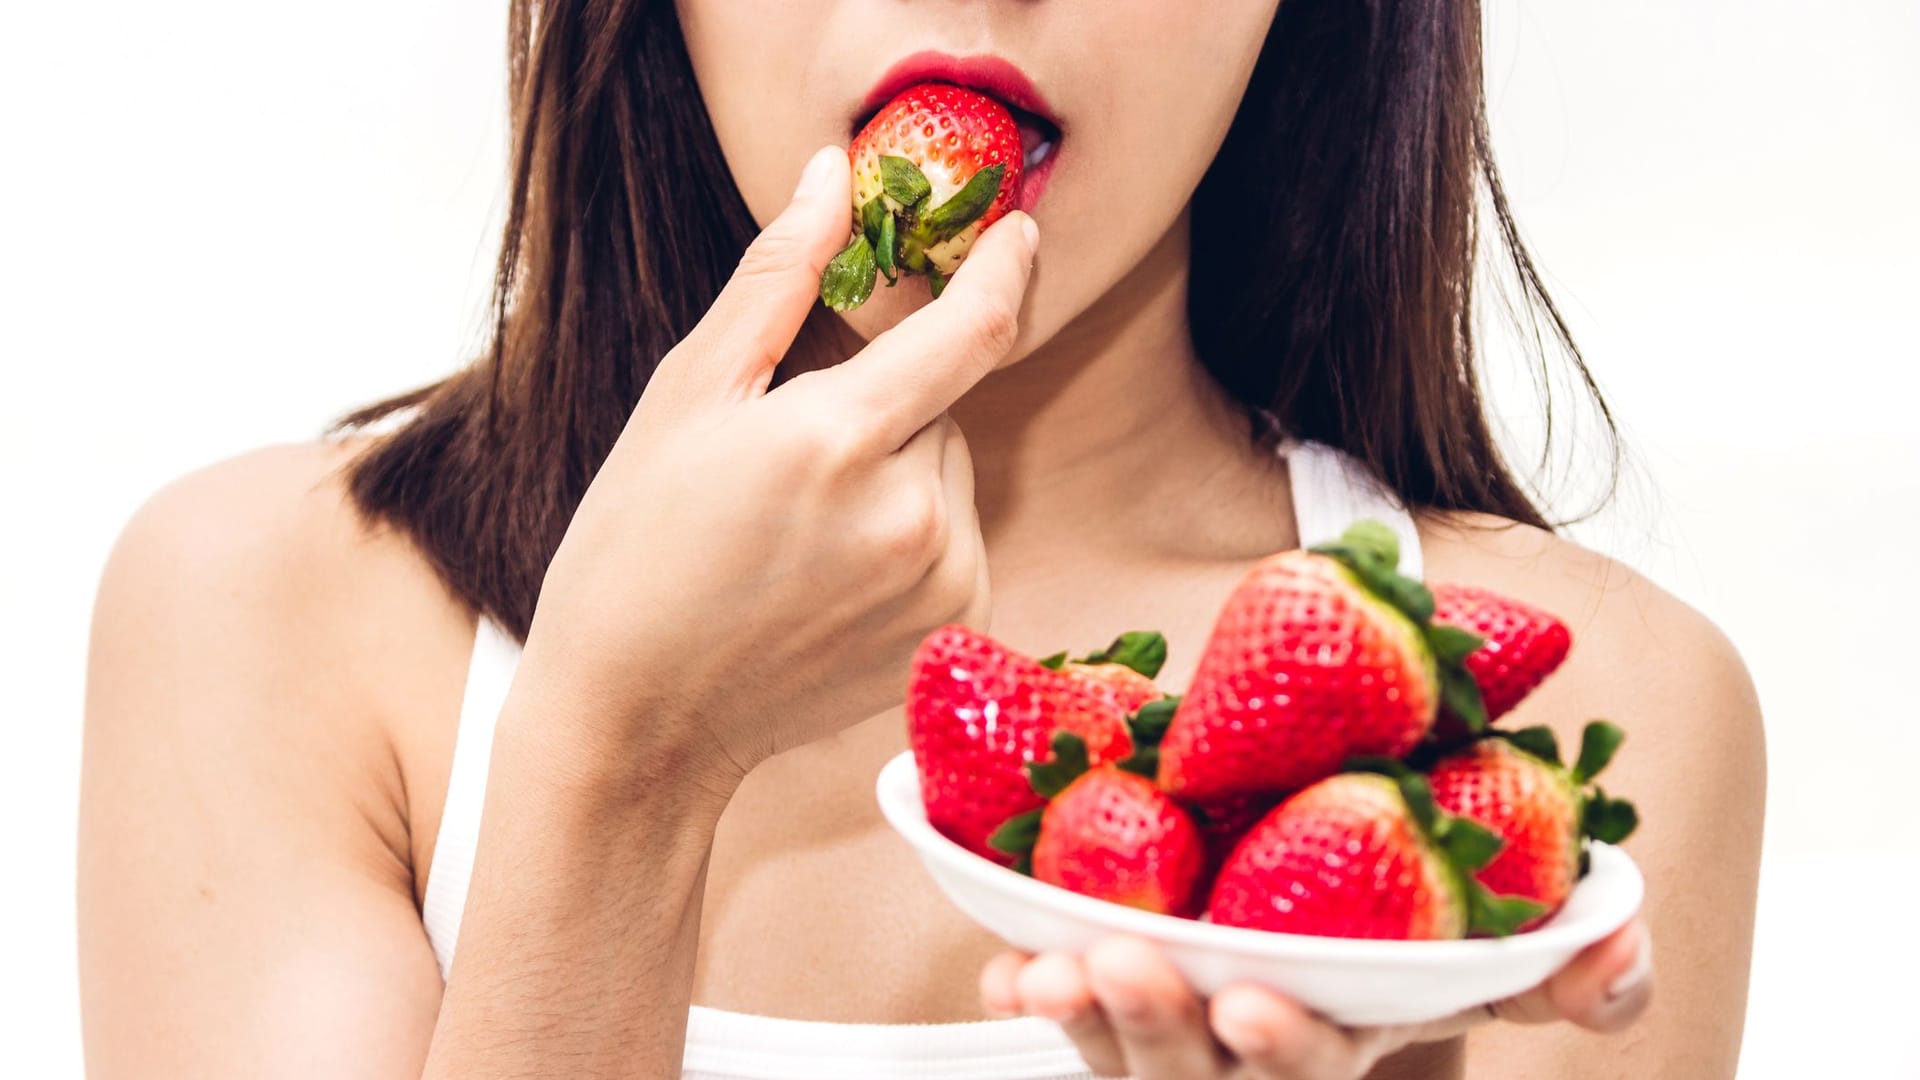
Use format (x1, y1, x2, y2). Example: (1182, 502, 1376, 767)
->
(857, 51, 1059, 132)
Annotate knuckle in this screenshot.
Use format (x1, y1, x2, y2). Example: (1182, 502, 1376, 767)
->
(789, 405, 867, 466)
(935, 552, 980, 623)
(921, 486, 952, 550)
(878, 487, 944, 566)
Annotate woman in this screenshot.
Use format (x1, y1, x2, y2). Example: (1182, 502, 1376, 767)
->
(77, 0, 1765, 1076)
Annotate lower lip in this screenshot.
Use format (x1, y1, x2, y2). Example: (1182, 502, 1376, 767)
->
(1018, 146, 1060, 214)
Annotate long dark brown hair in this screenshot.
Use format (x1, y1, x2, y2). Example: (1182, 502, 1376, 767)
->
(341, 0, 1617, 641)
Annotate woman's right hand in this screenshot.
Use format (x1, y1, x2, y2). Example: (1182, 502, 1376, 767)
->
(520, 145, 1039, 793)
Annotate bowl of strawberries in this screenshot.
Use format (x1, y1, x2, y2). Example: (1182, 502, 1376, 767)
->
(877, 521, 1644, 1026)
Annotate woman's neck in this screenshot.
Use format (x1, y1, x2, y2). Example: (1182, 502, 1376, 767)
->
(794, 210, 1294, 568)
(949, 212, 1290, 565)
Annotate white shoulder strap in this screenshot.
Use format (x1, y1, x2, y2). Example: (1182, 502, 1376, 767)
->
(420, 615, 522, 978)
(1281, 438, 1424, 578)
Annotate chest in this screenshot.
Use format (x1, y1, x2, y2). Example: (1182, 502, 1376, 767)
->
(689, 562, 1251, 1020)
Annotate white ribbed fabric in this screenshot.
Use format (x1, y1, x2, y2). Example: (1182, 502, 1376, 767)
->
(1277, 437, 1423, 579)
(419, 439, 1420, 1079)
(421, 610, 523, 978)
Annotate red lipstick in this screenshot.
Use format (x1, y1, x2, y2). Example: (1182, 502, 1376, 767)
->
(861, 52, 1057, 127)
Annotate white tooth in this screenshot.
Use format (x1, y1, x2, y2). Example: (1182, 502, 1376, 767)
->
(1024, 139, 1053, 169)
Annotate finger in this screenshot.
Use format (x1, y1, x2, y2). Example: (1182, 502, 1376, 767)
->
(890, 411, 953, 479)
(908, 415, 983, 622)
(980, 951, 1029, 1019)
(1488, 918, 1653, 1033)
(823, 211, 1039, 449)
(870, 415, 953, 575)
(1014, 952, 1129, 1077)
(655, 145, 851, 403)
(1083, 936, 1225, 1079)
(937, 414, 974, 510)
(1353, 919, 1655, 1056)
(1210, 984, 1366, 1079)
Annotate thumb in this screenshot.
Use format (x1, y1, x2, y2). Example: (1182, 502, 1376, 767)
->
(1493, 918, 1653, 1031)
(652, 145, 853, 404)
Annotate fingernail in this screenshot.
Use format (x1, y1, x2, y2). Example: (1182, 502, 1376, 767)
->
(1605, 931, 1654, 1001)
(792, 146, 838, 200)
(1018, 213, 1040, 255)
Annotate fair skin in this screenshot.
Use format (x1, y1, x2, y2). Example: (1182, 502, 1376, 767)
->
(79, 3, 1765, 1077)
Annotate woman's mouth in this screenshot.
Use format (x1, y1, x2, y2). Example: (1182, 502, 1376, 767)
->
(1013, 105, 1060, 173)
(855, 52, 1063, 212)
(1009, 104, 1060, 213)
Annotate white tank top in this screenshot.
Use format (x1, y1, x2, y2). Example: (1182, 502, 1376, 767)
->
(420, 438, 1423, 1080)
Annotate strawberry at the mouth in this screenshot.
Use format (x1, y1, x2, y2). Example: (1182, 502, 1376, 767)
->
(820, 83, 1028, 312)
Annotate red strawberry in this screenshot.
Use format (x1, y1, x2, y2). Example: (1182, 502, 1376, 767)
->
(1065, 662, 1164, 715)
(1431, 583, 1572, 725)
(1015, 763, 1206, 917)
(820, 83, 1024, 310)
(1427, 722, 1638, 928)
(1041, 630, 1170, 716)
(907, 625, 1132, 864)
(1189, 790, 1285, 881)
(1207, 770, 1541, 939)
(1156, 522, 1489, 802)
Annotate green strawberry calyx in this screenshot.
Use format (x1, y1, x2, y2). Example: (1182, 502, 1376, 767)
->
(988, 719, 1179, 873)
(819, 156, 1007, 312)
(1491, 721, 1640, 858)
(1115, 696, 1180, 780)
(1036, 629, 1176, 781)
(1037, 630, 1168, 679)
(1311, 520, 1492, 733)
(1421, 719, 1641, 879)
(1345, 756, 1547, 937)
(987, 729, 1094, 875)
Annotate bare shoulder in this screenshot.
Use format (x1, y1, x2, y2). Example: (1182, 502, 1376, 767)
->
(102, 436, 473, 646)
(81, 443, 467, 1070)
(1423, 510, 1766, 1074)
(1417, 511, 1760, 730)
(101, 439, 457, 627)
(87, 438, 474, 878)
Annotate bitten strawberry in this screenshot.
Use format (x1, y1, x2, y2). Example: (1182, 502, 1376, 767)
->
(820, 83, 1024, 310)
(1427, 722, 1638, 927)
(907, 625, 1132, 864)
(991, 749, 1205, 917)
(1156, 522, 1488, 802)
(1431, 583, 1572, 725)
(1207, 769, 1542, 939)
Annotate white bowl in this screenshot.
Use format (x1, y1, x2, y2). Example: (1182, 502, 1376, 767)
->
(876, 751, 1643, 1026)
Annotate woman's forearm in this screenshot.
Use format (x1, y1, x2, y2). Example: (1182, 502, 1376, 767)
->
(423, 665, 735, 1079)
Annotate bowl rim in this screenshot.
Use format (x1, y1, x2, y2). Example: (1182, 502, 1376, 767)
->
(876, 750, 1643, 966)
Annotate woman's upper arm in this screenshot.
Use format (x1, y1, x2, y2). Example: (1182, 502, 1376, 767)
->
(79, 447, 455, 1078)
(1425, 518, 1766, 1079)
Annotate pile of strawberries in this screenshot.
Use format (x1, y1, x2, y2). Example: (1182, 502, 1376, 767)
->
(906, 521, 1638, 940)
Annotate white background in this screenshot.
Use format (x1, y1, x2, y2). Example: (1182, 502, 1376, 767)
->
(3, 1, 1915, 1075)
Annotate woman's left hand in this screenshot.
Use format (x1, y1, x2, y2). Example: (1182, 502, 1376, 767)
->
(979, 917, 1653, 1079)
